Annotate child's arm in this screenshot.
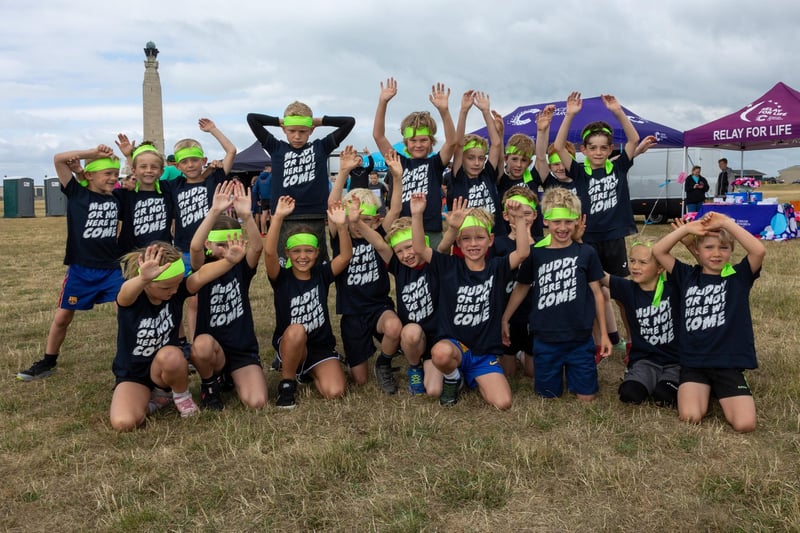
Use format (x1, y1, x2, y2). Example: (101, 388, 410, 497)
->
(501, 283, 531, 346)
(314, 115, 356, 146)
(373, 77, 397, 156)
(491, 110, 506, 182)
(382, 149, 404, 229)
(452, 90, 475, 176)
(410, 192, 433, 264)
(189, 181, 235, 271)
(474, 91, 503, 172)
(533, 105, 555, 179)
(554, 92, 581, 171)
(329, 201, 353, 276)
(328, 145, 360, 211)
(264, 196, 294, 281)
(600, 95, 640, 161)
(356, 218, 393, 264)
(246, 112, 279, 148)
(115, 134, 135, 173)
(54, 145, 114, 187)
(117, 245, 171, 307)
(199, 118, 236, 175)
(438, 196, 468, 253)
(634, 135, 658, 158)
(652, 218, 709, 274)
(505, 199, 532, 270)
(430, 82, 456, 164)
(186, 233, 246, 294)
(590, 280, 613, 358)
(703, 212, 766, 273)
(670, 217, 701, 261)
(231, 180, 263, 269)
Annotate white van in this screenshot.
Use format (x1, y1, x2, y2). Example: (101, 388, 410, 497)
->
(628, 147, 722, 223)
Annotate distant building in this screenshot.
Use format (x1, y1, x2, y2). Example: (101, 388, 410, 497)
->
(778, 165, 800, 182)
(728, 169, 765, 180)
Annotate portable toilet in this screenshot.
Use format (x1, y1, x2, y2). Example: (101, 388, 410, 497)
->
(44, 178, 67, 216)
(3, 177, 35, 218)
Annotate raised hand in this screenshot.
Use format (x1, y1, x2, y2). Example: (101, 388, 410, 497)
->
(460, 89, 475, 110)
(473, 91, 490, 113)
(211, 181, 236, 212)
(138, 245, 169, 282)
(410, 191, 427, 216)
(566, 92, 582, 115)
(231, 180, 251, 216)
(328, 200, 346, 226)
(198, 118, 217, 132)
(600, 94, 622, 114)
(445, 196, 469, 229)
(338, 145, 361, 173)
(346, 196, 362, 225)
(274, 195, 295, 219)
(224, 233, 246, 264)
(379, 78, 398, 103)
(115, 134, 135, 157)
(385, 150, 402, 178)
(491, 110, 505, 136)
(537, 104, 555, 131)
(429, 82, 451, 112)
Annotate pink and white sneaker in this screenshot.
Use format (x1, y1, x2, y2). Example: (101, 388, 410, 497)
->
(174, 395, 199, 418)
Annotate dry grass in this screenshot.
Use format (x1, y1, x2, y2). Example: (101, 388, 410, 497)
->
(1, 192, 800, 531)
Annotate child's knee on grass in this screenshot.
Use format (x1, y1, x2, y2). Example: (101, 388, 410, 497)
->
(477, 373, 512, 410)
(109, 383, 149, 431)
(431, 341, 458, 372)
(720, 395, 757, 433)
(152, 346, 189, 389)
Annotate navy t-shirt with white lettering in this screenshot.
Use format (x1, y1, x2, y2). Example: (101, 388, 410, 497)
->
(113, 280, 191, 379)
(671, 257, 759, 369)
(428, 250, 511, 356)
(609, 274, 680, 366)
(115, 188, 173, 254)
(391, 153, 446, 232)
(446, 164, 500, 217)
(388, 256, 438, 335)
(62, 177, 120, 269)
(162, 169, 227, 253)
(195, 260, 258, 355)
(517, 241, 604, 343)
(331, 233, 393, 315)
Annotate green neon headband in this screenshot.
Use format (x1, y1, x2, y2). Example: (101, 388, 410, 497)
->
(543, 207, 579, 220)
(134, 179, 162, 194)
(548, 153, 562, 165)
(207, 229, 242, 243)
(459, 215, 492, 234)
(283, 115, 313, 127)
(403, 126, 431, 139)
(505, 145, 533, 159)
(132, 144, 160, 161)
(174, 146, 205, 163)
(462, 139, 485, 152)
(652, 272, 666, 307)
(534, 234, 551, 248)
(522, 168, 533, 183)
(286, 233, 319, 250)
(584, 158, 614, 175)
(84, 158, 121, 173)
(360, 203, 378, 216)
(139, 258, 185, 281)
(387, 229, 430, 249)
(581, 126, 613, 140)
(721, 262, 736, 277)
(505, 194, 537, 211)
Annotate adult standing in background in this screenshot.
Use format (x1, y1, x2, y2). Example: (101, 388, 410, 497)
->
(716, 158, 733, 197)
(256, 163, 272, 234)
(684, 165, 710, 213)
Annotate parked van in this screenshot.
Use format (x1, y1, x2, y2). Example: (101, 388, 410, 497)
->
(628, 147, 722, 223)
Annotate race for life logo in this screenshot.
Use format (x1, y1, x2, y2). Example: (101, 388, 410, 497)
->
(740, 100, 787, 123)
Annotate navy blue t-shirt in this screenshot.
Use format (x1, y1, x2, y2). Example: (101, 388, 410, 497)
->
(62, 177, 120, 269)
(113, 279, 191, 379)
(517, 241, 604, 343)
(331, 233, 393, 315)
(567, 152, 636, 243)
(671, 257, 759, 369)
(115, 188, 173, 254)
(491, 235, 533, 325)
(388, 255, 437, 335)
(446, 164, 500, 217)
(195, 260, 259, 355)
(270, 262, 337, 354)
(162, 169, 227, 253)
(394, 153, 446, 232)
(540, 173, 579, 197)
(496, 170, 543, 238)
(609, 274, 680, 366)
(428, 251, 511, 356)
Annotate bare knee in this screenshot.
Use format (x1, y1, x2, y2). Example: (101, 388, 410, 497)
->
(110, 412, 144, 432)
(491, 396, 512, 411)
(317, 380, 346, 400)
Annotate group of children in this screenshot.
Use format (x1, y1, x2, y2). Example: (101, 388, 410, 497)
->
(17, 81, 765, 433)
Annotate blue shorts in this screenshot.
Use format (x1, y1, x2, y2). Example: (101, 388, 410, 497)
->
(59, 265, 124, 310)
(533, 336, 598, 397)
(445, 339, 504, 389)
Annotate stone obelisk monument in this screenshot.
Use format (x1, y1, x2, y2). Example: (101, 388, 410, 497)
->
(142, 42, 165, 154)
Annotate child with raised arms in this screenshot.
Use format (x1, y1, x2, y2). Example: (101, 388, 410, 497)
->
(109, 235, 246, 430)
(18, 145, 123, 381)
(188, 180, 266, 411)
(373, 78, 456, 249)
(502, 187, 611, 401)
(265, 196, 352, 409)
(652, 212, 765, 432)
(411, 192, 531, 408)
(114, 135, 173, 254)
(601, 237, 680, 407)
(328, 146, 404, 394)
(247, 101, 355, 264)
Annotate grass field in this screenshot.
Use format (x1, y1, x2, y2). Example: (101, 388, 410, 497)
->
(1, 189, 800, 531)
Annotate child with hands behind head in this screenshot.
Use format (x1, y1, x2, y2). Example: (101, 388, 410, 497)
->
(109, 233, 246, 430)
(502, 187, 611, 401)
(600, 237, 681, 407)
(652, 211, 766, 432)
(411, 191, 531, 409)
(18, 145, 124, 382)
(265, 195, 352, 409)
(328, 146, 405, 393)
(188, 180, 266, 411)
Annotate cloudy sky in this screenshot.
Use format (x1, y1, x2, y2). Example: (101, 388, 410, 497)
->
(3, 0, 799, 182)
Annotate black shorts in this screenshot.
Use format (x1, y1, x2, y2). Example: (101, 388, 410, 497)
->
(276, 340, 341, 379)
(680, 367, 752, 399)
(502, 321, 532, 356)
(114, 359, 157, 389)
(587, 238, 630, 276)
(340, 307, 393, 367)
(221, 347, 262, 373)
(260, 200, 271, 213)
